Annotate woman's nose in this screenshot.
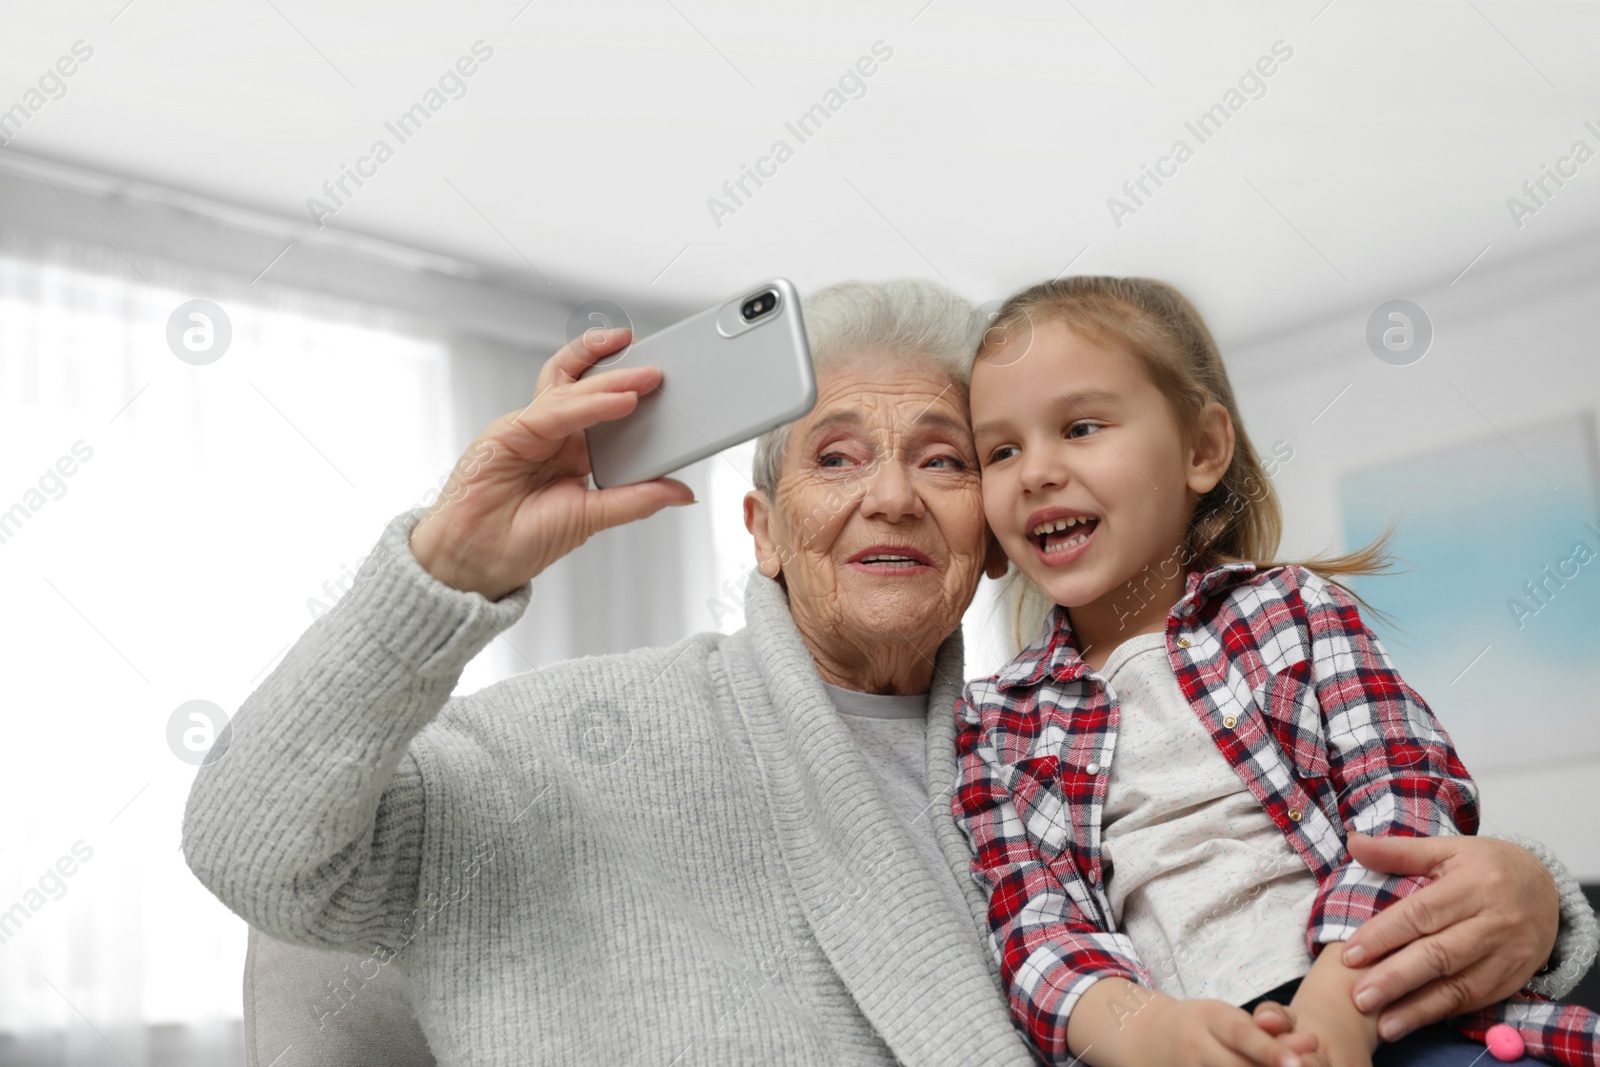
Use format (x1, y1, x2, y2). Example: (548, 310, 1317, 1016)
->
(858, 456, 924, 522)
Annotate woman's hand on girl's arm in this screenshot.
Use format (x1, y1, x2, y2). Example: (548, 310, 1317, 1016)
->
(409, 328, 695, 601)
(1335, 832, 1560, 1040)
(1067, 979, 1328, 1067)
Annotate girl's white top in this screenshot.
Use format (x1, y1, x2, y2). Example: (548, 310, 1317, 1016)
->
(1097, 630, 1320, 1005)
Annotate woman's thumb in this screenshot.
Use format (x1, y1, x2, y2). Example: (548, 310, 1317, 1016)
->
(1346, 831, 1452, 877)
(583, 478, 696, 534)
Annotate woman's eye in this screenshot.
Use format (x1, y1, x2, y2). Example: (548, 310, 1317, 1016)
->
(817, 451, 851, 468)
(1066, 422, 1102, 439)
(925, 454, 966, 470)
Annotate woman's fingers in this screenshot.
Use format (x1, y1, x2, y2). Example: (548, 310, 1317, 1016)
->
(555, 361, 663, 399)
(1348, 915, 1478, 1022)
(1342, 882, 1471, 976)
(540, 326, 634, 385)
(1345, 831, 1454, 878)
(1341, 834, 1466, 969)
(1371, 962, 1508, 1043)
(511, 387, 644, 448)
(580, 478, 696, 534)
(1343, 835, 1558, 1034)
(406, 331, 685, 599)
(509, 364, 662, 442)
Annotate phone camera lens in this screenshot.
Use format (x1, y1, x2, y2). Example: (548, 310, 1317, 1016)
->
(741, 290, 778, 322)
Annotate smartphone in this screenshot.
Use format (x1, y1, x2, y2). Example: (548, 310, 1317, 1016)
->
(579, 278, 816, 489)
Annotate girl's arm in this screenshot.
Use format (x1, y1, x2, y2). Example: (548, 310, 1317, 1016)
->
(1290, 566, 1480, 953)
(1283, 942, 1381, 1067)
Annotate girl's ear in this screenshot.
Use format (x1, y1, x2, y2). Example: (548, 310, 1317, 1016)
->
(1186, 402, 1235, 496)
(744, 490, 784, 578)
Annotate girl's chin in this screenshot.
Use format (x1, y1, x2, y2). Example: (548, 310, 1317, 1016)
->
(1027, 570, 1114, 612)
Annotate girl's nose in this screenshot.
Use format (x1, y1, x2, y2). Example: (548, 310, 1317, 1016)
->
(1018, 445, 1067, 494)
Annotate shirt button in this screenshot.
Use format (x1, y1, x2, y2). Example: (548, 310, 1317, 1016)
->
(1222, 715, 1237, 729)
(1086, 761, 1101, 775)
(1176, 637, 1191, 648)
(1287, 807, 1303, 822)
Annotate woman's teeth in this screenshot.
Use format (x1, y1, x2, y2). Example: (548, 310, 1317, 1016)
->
(860, 555, 920, 567)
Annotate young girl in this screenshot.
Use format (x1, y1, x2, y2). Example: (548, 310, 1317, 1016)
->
(952, 277, 1599, 1067)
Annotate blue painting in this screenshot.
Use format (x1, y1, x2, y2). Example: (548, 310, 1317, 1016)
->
(1338, 412, 1600, 772)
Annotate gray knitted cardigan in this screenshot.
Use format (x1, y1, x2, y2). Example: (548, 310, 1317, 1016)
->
(184, 508, 1040, 1065)
(184, 509, 1596, 1066)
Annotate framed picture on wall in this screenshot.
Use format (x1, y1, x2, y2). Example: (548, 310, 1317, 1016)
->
(1339, 410, 1600, 773)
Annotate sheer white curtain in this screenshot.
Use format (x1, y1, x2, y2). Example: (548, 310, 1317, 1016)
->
(0, 227, 725, 1061)
(0, 231, 523, 1059)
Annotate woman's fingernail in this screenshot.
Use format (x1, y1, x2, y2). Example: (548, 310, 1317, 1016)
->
(1343, 944, 1367, 966)
(1379, 1017, 1406, 1042)
(1354, 987, 1378, 1013)
(1281, 1055, 1299, 1067)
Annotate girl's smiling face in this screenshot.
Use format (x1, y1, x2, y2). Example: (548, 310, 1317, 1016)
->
(970, 318, 1232, 620)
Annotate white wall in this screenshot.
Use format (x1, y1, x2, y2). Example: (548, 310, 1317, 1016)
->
(1227, 232, 1600, 879)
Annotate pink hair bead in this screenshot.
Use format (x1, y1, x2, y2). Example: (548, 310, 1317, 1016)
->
(1485, 1023, 1525, 1062)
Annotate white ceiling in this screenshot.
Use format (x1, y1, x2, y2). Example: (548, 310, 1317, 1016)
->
(6, 0, 1600, 350)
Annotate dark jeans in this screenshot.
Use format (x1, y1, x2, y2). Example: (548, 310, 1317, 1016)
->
(1240, 978, 1546, 1067)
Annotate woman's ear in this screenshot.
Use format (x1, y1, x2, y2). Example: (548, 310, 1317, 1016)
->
(984, 526, 1010, 580)
(1186, 402, 1236, 496)
(743, 490, 784, 579)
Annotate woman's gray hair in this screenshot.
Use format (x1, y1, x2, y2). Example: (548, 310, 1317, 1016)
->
(750, 279, 982, 496)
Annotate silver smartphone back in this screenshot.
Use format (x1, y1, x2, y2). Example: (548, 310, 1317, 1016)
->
(580, 278, 816, 489)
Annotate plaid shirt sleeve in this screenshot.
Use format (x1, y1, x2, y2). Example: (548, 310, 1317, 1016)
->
(1292, 567, 1481, 951)
(1455, 996, 1600, 1067)
(952, 686, 1153, 1066)
(1291, 571, 1600, 1064)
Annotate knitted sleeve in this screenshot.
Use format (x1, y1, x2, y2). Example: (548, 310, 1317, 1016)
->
(181, 508, 530, 956)
(1493, 830, 1600, 1000)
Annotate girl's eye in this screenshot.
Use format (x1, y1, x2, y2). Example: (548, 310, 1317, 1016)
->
(1067, 422, 1102, 439)
(987, 445, 1018, 464)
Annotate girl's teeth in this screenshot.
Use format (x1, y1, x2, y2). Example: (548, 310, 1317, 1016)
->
(1041, 529, 1092, 553)
(1030, 516, 1095, 537)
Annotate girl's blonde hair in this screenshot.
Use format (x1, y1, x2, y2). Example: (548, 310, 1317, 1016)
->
(979, 276, 1394, 653)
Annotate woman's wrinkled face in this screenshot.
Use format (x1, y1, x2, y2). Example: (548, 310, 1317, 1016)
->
(745, 352, 994, 670)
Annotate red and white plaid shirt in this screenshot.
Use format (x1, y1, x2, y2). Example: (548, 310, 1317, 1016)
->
(953, 561, 1600, 1066)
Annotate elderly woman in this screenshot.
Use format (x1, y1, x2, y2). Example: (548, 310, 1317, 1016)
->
(184, 281, 1592, 1066)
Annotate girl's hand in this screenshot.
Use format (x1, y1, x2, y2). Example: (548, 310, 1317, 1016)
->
(1257, 941, 1381, 1067)
(1129, 997, 1330, 1067)
(408, 328, 695, 600)
(1068, 980, 1327, 1067)
(1260, 998, 1373, 1067)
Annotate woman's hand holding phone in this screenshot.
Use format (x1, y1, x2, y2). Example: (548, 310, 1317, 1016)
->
(408, 328, 696, 601)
